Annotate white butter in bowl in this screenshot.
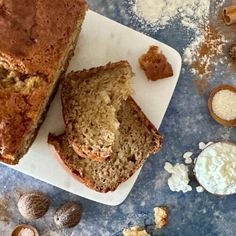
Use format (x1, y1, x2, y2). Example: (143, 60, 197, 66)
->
(194, 141, 236, 195)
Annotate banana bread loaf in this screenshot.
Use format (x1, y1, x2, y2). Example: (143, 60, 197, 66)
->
(0, 0, 87, 164)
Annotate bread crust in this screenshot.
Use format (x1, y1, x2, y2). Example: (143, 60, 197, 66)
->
(61, 61, 134, 162)
(126, 97, 163, 154)
(48, 98, 163, 193)
(0, 0, 87, 164)
(0, 0, 88, 78)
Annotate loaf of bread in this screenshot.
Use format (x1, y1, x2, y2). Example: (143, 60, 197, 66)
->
(48, 97, 163, 192)
(0, 0, 87, 164)
(61, 61, 134, 161)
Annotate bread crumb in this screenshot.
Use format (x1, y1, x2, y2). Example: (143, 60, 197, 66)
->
(123, 226, 150, 236)
(154, 207, 168, 229)
(139, 46, 173, 81)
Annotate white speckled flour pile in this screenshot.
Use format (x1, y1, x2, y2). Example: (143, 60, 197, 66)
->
(133, 0, 210, 29)
(132, 0, 226, 78)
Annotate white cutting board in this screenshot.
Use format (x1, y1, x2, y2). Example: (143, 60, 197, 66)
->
(5, 10, 181, 206)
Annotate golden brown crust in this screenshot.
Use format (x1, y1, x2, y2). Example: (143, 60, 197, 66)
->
(0, 0, 88, 78)
(48, 132, 150, 193)
(0, 0, 87, 164)
(127, 97, 163, 154)
(139, 46, 173, 81)
(48, 133, 105, 192)
(62, 61, 133, 162)
(0, 85, 48, 164)
(208, 84, 236, 127)
(66, 61, 132, 82)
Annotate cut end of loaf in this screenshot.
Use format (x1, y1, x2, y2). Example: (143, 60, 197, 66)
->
(62, 61, 135, 162)
(48, 98, 163, 193)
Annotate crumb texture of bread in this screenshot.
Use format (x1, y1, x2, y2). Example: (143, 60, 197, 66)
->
(0, 0, 87, 164)
(122, 226, 151, 236)
(62, 61, 134, 161)
(154, 206, 168, 229)
(48, 97, 162, 192)
(139, 46, 173, 81)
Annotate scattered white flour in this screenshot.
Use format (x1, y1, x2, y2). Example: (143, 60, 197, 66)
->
(183, 151, 193, 164)
(132, 0, 226, 78)
(212, 90, 236, 121)
(0, 221, 15, 236)
(196, 186, 205, 193)
(195, 142, 236, 195)
(133, 0, 209, 30)
(164, 162, 192, 193)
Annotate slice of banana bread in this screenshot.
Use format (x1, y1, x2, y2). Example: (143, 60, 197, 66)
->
(62, 61, 134, 161)
(0, 0, 87, 164)
(48, 97, 163, 192)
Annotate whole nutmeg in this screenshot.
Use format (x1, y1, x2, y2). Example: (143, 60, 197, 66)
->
(54, 202, 82, 228)
(17, 192, 50, 220)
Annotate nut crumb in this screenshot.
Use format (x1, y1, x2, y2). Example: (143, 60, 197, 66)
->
(123, 226, 150, 236)
(154, 206, 168, 229)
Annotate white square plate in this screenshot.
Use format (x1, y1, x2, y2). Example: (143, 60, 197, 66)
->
(6, 10, 181, 206)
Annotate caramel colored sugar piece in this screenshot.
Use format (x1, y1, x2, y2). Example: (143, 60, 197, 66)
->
(154, 206, 168, 229)
(139, 46, 173, 81)
(123, 226, 151, 236)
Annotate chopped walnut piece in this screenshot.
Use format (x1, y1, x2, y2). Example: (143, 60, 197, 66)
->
(154, 206, 168, 229)
(123, 226, 150, 236)
(139, 46, 173, 81)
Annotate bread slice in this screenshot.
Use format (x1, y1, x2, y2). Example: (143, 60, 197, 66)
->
(62, 61, 134, 161)
(48, 97, 163, 192)
(0, 0, 87, 164)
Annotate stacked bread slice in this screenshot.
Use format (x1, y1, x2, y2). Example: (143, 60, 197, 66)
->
(48, 61, 163, 192)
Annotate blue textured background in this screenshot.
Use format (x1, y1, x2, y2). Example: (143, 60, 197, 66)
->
(0, 1, 235, 235)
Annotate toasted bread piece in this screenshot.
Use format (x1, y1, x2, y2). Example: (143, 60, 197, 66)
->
(48, 97, 163, 192)
(62, 61, 134, 161)
(0, 0, 87, 164)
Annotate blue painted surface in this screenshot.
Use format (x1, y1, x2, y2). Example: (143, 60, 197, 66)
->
(0, 1, 235, 235)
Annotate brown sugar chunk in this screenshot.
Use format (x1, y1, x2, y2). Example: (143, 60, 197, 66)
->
(139, 46, 173, 81)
